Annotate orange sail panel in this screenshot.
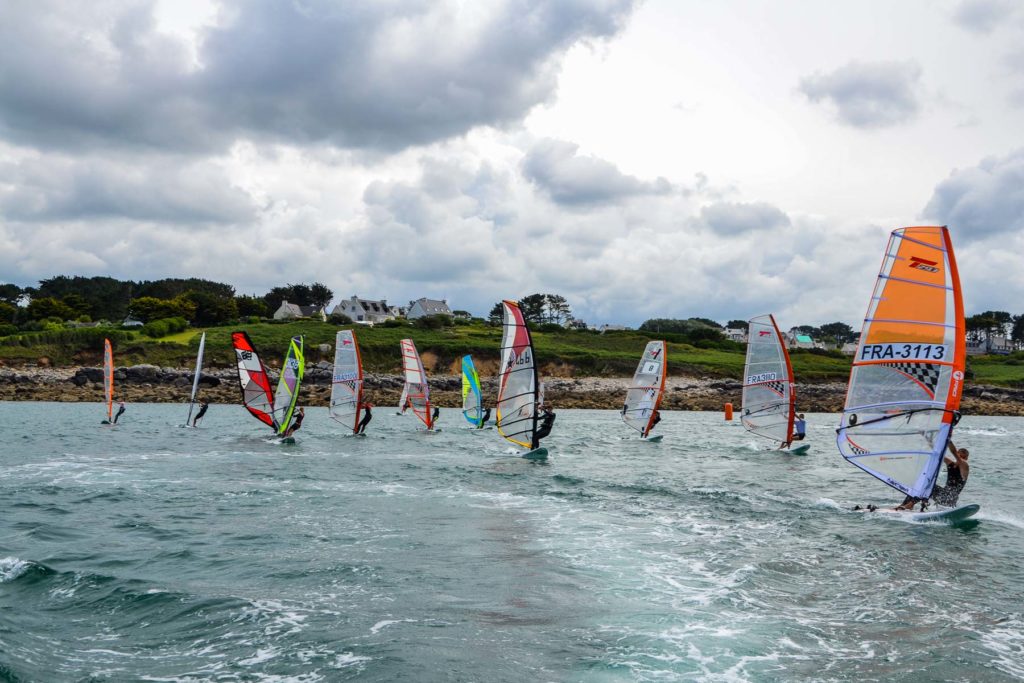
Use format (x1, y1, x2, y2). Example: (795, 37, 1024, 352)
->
(232, 331, 275, 428)
(400, 339, 433, 430)
(837, 226, 966, 498)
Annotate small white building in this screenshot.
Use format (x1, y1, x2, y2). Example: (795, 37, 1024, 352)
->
(407, 298, 452, 319)
(785, 331, 821, 350)
(724, 327, 747, 343)
(122, 317, 144, 327)
(273, 300, 326, 321)
(599, 324, 629, 333)
(330, 296, 395, 324)
(967, 335, 1014, 355)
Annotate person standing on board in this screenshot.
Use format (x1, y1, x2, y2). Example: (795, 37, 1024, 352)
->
(647, 409, 662, 435)
(792, 414, 806, 441)
(192, 400, 209, 427)
(284, 407, 305, 437)
(113, 399, 126, 424)
(930, 439, 970, 507)
(432, 406, 440, 424)
(478, 407, 491, 428)
(357, 403, 373, 434)
(532, 406, 556, 449)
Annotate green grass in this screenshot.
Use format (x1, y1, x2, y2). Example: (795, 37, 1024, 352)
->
(2, 319, 1023, 386)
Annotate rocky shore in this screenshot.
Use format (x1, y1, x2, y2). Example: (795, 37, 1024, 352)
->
(1, 364, 1023, 415)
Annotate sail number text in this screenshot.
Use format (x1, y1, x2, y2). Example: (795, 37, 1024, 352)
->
(746, 372, 777, 384)
(859, 343, 948, 361)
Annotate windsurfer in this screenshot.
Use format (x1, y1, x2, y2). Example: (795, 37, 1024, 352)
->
(532, 407, 556, 448)
(113, 400, 126, 424)
(284, 407, 305, 437)
(192, 400, 209, 427)
(792, 414, 806, 441)
(930, 439, 969, 507)
(478, 407, 491, 427)
(646, 409, 662, 436)
(432, 406, 440, 423)
(357, 404, 373, 434)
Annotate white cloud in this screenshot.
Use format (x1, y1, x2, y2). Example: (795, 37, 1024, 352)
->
(799, 61, 923, 128)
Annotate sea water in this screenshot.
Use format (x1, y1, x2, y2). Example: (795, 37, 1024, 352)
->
(1, 403, 1023, 682)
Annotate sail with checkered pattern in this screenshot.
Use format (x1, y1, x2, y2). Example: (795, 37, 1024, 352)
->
(330, 330, 363, 433)
(741, 314, 795, 445)
(622, 341, 667, 437)
(837, 226, 966, 498)
(232, 331, 275, 429)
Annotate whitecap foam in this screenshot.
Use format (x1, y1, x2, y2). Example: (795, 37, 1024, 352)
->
(0, 557, 30, 583)
(369, 618, 416, 634)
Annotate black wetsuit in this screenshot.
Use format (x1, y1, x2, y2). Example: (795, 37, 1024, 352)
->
(432, 407, 440, 423)
(932, 460, 967, 507)
(192, 403, 208, 426)
(287, 411, 304, 435)
(648, 411, 662, 434)
(113, 405, 125, 424)
(532, 411, 556, 448)
(478, 407, 491, 428)
(357, 406, 373, 434)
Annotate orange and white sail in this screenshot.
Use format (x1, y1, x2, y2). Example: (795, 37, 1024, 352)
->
(622, 341, 667, 438)
(400, 338, 433, 430)
(837, 226, 966, 499)
(741, 315, 795, 445)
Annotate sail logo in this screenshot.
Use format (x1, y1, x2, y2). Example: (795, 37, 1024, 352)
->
(951, 369, 964, 398)
(758, 330, 771, 337)
(909, 256, 939, 273)
(239, 350, 252, 360)
(334, 371, 358, 382)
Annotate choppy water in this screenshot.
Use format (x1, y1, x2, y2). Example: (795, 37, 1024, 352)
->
(1, 403, 1023, 682)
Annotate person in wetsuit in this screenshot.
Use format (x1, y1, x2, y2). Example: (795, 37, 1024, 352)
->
(931, 439, 969, 507)
(284, 407, 305, 437)
(532, 407, 556, 449)
(791, 414, 807, 441)
(192, 400, 209, 427)
(478, 407, 491, 428)
(357, 403, 373, 434)
(432, 406, 440, 424)
(646, 409, 661, 436)
(113, 400, 126, 424)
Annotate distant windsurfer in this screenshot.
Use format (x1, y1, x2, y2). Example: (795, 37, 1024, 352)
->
(357, 404, 373, 434)
(284, 407, 305, 437)
(192, 400, 209, 427)
(113, 400, 126, 424)
(478, 407, 491, 428)
(532, 407, 556, 449)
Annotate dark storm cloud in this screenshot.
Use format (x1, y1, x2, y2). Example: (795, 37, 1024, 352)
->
(799, 61, 923, 128)
(0, 155, 256, 224)
(0, 0, 635, 154)
(700, 201, 790, 235)
(922, 148, 1024, 237)
(521, 138, 672, 206)
(952, 0, 1019, 33)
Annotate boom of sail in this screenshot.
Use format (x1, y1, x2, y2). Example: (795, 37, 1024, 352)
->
(836, 226, 966, 499)
(400, 338, 433, 430)
(741, 315, 795, 445)
(330, 330, 364, 434)
(461, 355, 484, 427)
(622, 340, 667, 437)
(496, 300, 539, 449)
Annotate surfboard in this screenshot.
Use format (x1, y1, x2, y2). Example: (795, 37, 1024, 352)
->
(522, 447, 548, 461)
(642, 434, 664, 443)
(909, 503, 979, 523)
(785, 444, 810, 455)
(278, 436, 296, 445)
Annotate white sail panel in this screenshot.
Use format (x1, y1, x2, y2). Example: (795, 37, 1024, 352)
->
(837, 226, 966, 498)
(185, 332, 206, 425)
(330, 330, 363, 433)
(400, 338, 433, 429)
(103, 338, 114, 422)
(622, 341, 667, 437)
(741, 315, 795, 445)
(496, 301, 537, 449)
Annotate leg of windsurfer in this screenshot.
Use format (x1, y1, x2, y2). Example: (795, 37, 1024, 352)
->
(645, 409, 661, 437)
(432, 406, 440, 424)
(192, 400, 209, 427)
(478, 407, 491, 428)
(357, 404, 373, 434)
(113, 400, 126, 424)
(284, 407, 305, 437)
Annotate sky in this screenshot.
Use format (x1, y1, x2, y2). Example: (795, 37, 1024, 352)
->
(0, 0, 1022, 327)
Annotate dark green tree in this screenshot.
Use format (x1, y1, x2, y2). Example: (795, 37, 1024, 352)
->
(26, 297, 76, 320)
(818, 321, 855, 345)
(236, 295, 269, 319)
(726, 320, 749, 331)
(309, 282, 334, 309)
(185, 290, 238, 326)
(518, 293, 546, 323)
(0, 283, 22, 305)
(544, 294, 573, 324)
(1012, 314, 1024, 344)
(488, 302, 503, 325)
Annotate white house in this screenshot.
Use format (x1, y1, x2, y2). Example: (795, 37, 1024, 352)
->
(331, 296, 395, 324)
(967, 335, 1014, 355)
(724, 327, 747, 343)
(406, 298, 452, 319)
(273, 300, 326, 321)
(785, 330, 821, 350)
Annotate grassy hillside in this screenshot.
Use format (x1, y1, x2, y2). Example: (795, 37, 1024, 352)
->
(1, 320, 1022, 386)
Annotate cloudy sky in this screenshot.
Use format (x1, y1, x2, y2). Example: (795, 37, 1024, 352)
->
(1, 0, 1022, 326)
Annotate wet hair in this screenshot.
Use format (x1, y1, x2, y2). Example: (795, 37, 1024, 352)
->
(960, 448, 970, 459)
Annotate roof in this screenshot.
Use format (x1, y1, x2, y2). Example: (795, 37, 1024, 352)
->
(795, 334, 813, 343)
(411, 298, 451, 313)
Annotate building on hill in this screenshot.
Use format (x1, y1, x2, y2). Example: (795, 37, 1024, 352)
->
(330, 296, 395, 324)
(407, 298, 451, 319)
(599, 324, 629, 333)
(122, 317, 144, 327)
(785, 330, 820, 350)
(968, 335, 1014, 355)
(273, 300, 326, 321)
(724, 327, 747, 343)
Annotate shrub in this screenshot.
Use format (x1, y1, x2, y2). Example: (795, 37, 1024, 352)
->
(381, 318, 407, 328)
(328, 313, 353, 325)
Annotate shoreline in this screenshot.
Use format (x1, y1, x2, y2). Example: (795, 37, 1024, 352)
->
(2, 365, 1023, 415)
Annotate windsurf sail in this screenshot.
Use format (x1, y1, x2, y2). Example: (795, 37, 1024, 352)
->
(496, 300, 539, 449)
(741, 315, 795, 445)
(232, 331, 275, 428)
(185, 332, 206, 425)
(461, 355, 484, 426)
(622, 340, 667, 438)
(330, 330, 363, 434)
(272, 336, 305, 435)
(103, 338, 114, 422)
(837, 226, 966, 499)
(400, 339, 433, 430)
